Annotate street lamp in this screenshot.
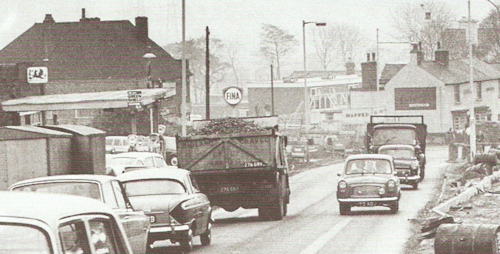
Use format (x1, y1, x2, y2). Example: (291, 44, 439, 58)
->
(303, 20, 326, 164)
(143, 52, 157, 88)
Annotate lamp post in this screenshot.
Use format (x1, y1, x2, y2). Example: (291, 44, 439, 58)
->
(143, 52, 156, 134)
(303, 20, 326, 164)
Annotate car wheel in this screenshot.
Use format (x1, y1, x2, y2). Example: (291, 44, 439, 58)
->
(390, 201, 399, 214)
(200, 221, 212, 246)
(169, 155, 178, 166)
(412, 182, 418, 190)
(180, 229, 193, 252)
(420, 168, 425, 181)
(339, 203, 350, 215)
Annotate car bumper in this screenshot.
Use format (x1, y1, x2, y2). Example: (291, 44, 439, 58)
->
(148, 224, 192, 243)
(398, 175, 420, 183)
(149, 224, 190, 234)
(337, 197, 398, 203)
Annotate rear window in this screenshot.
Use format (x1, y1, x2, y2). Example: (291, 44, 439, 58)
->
(123, 179, 186, 196)
(12, 182, 101, 201)
(379, 149, 415, 159)
(0, 223, 51, 253)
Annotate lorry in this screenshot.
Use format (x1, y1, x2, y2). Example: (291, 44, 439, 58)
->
(365, 115, 427, 180)
(176, 116, 290, 220)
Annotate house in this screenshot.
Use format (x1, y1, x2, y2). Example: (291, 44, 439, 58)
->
(0, 9, 190, 135)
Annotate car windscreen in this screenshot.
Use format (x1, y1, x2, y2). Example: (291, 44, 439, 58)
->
(123, 179, 186, 196)
(379, 149, 415, 159)
(12, 182, 101, 200)
(0, 223, 51, 253)
(372, 129, 416, 145)
(345, 159, 392, 175)
(108, 157, 140, 166)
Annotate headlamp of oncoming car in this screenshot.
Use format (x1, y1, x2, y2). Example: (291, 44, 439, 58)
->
(411, 162, 419, 170)
(387, 180, 396, 188)
(338, 181, 347, 189)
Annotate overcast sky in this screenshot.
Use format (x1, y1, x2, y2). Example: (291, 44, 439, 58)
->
(0, 0, 494, 72)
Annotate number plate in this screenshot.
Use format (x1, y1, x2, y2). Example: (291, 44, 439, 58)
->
(149, 215, 156, 223)
(357, 201, 375, 207)
(219, 186, 240, 193)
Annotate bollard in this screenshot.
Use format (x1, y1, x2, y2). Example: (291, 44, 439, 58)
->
(434, 224, 500, 254)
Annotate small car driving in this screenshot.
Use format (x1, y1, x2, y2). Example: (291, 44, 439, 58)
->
(336, 154, 401, 215)
(118, 167, 213, 252)
(0, 191, 133, 254)
(378, 144, 422, 190)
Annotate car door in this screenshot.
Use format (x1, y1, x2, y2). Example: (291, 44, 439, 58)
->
(105, 180, 150, 254)
(187, 174, 210, 233)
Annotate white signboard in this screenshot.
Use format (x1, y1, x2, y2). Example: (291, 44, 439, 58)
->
(27, 67, 48, 84)
(128, 90, 142, 106)
(223, 86, 243, 106)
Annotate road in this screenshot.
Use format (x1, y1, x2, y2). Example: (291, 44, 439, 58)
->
(152, 146, 449, 254)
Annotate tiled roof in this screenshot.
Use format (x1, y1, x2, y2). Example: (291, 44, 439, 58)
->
(0, 19, 182, 81)
(379, 64, 405, 85)
(421, 57, 500, 85)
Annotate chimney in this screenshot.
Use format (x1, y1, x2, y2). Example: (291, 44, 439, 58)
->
(361, 54, 377, 90)
(345, 59, 355, 75)
(135, 17, 149, 42)
(435, 50, 449, 67)
(82, 8, 86, 19)
(409, 43, 422, 66)
(43, 14, 55, 24)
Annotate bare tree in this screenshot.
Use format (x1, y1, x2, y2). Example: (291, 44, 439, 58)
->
(392, 1, 457, 60)
(259, 23, 299, 80)
(225, 41, 242, 85)
(311, 27, 336, 70)
(478, 6, 500, 63)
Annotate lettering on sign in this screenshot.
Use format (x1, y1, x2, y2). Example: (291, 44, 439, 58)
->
(223, 86, 243, 106)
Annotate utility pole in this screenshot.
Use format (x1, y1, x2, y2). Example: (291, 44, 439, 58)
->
(271, 63, 274, 116)
(181, 0, 187, 136)
(205, 26, 210, 120)
(468, 0, 476, 161)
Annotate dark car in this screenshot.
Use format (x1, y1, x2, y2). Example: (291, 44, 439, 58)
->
(0, 191, 133, 254)
(336, 154, 401, 215)
(118, 167, 213, 252)
(9, 174, 150, 254)
(378, 144, 422, 189)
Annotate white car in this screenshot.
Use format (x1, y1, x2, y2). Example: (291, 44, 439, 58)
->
(106, 152, 169, 176)
(106, 136, 131, 154)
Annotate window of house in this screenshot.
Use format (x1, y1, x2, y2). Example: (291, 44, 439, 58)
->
(476, 82, 482, 100)
(454, 85, 460, 103)
(453, 115, 467, 130)
(75, 109, 93, 119)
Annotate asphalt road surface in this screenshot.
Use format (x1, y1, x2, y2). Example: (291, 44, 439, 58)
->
(151, 146, 449, 254)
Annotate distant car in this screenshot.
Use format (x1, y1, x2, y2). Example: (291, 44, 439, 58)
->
(9, 174, 151, 254)
(336, 154, 401, 215)
(378, 144, 422, 189)
(160, 135, 178, 166)
(106, 136, 131, 154)
(291, 145, 306, 159)
(118, 167, 213, 253)
(106, 151, 168, 176)
(0, 191, 133, 254)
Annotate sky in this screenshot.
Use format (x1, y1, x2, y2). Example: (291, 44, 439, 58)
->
(0, 0, 495, 77)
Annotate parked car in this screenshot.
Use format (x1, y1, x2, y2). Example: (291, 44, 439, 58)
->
(106, 135, 132, 154)
(336, 154, 401, 215)
(106, 151, 169, 176)
(0, 191, 133, 254)
(291, 145, 306, 159)
(378, 144, 422, 189)
(9, 174, 150, 254)
(118, 167, 213, 252)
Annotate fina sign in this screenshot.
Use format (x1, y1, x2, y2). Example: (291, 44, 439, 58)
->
(223, 86, 243, 106)
(27, 67, 48, 84)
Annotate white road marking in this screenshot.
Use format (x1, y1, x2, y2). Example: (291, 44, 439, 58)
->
(300, 218, 352, 254)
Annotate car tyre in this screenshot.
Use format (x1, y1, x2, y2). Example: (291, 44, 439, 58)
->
(200, 221, 212, 246)
(412, 182, 418, 190)
(169, 155, 178, 166)
(180, 229, 193, 252)
(420, 168, 425, 181)
(339, 203, 350, 215)
(389, 201, 399, 214)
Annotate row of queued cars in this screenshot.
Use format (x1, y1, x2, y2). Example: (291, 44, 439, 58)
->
(336, 115, 427, 215)
(2, 134, 212, 253)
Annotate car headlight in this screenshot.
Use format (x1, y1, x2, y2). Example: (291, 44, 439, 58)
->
(411, 162, 419, 170)
(378, 187, 386, 195)
(338, 181, 347, 189)
(387, 180, 396, 188)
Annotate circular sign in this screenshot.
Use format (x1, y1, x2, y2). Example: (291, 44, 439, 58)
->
(223, 86, 243, 106)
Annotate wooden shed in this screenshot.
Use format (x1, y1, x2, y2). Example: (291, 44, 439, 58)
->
(42, 125, 106, 175)
(0, 126, 72, 190)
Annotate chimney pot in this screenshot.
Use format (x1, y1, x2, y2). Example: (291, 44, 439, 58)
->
(82, 8, 86, 19)
(43, 14, 55, 24)
(367, 53, 370, 62)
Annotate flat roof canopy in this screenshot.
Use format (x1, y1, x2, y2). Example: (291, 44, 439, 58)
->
(1, 88, 175, 112)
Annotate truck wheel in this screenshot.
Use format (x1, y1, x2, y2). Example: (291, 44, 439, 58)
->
(339, 203, 350, 215)
(168, 155, 178, 166)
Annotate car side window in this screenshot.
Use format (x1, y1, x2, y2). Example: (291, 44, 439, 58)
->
(189, 174, 201, 193)
(59, 220, 92, 254)
(153, 156, 166, 167)
(110, 180, 127, 209)
(88, 219, 119, 254)
(144, 157, 155, 167)
(135, 160, 145, 166)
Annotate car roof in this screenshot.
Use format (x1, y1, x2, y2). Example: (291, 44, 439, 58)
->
(373, 124, 416, 129)
(378, 144, 415, 150)
(9, 174, 117, 189)
(345, 154, 394, 161)
(117, 167, 189, 182)
(0, 191, 115, 224)
(110, 152, 163, 158)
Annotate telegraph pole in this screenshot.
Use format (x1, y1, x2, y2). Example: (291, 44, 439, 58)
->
(205, 26, 210, 120)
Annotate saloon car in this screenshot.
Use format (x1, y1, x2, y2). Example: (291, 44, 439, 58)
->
(0, 191, 133, 254)
(106, 151, 169, 176)
(9, 174, 150, 254)
(336, 154, 401, 215)
(118, 167, 213, 252)
(378, 144, 422, 189)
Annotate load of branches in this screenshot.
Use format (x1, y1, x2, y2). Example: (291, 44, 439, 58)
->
(191, 117, 268, 135)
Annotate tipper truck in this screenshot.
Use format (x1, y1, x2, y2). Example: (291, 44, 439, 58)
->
(176, 116, 290, 220)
